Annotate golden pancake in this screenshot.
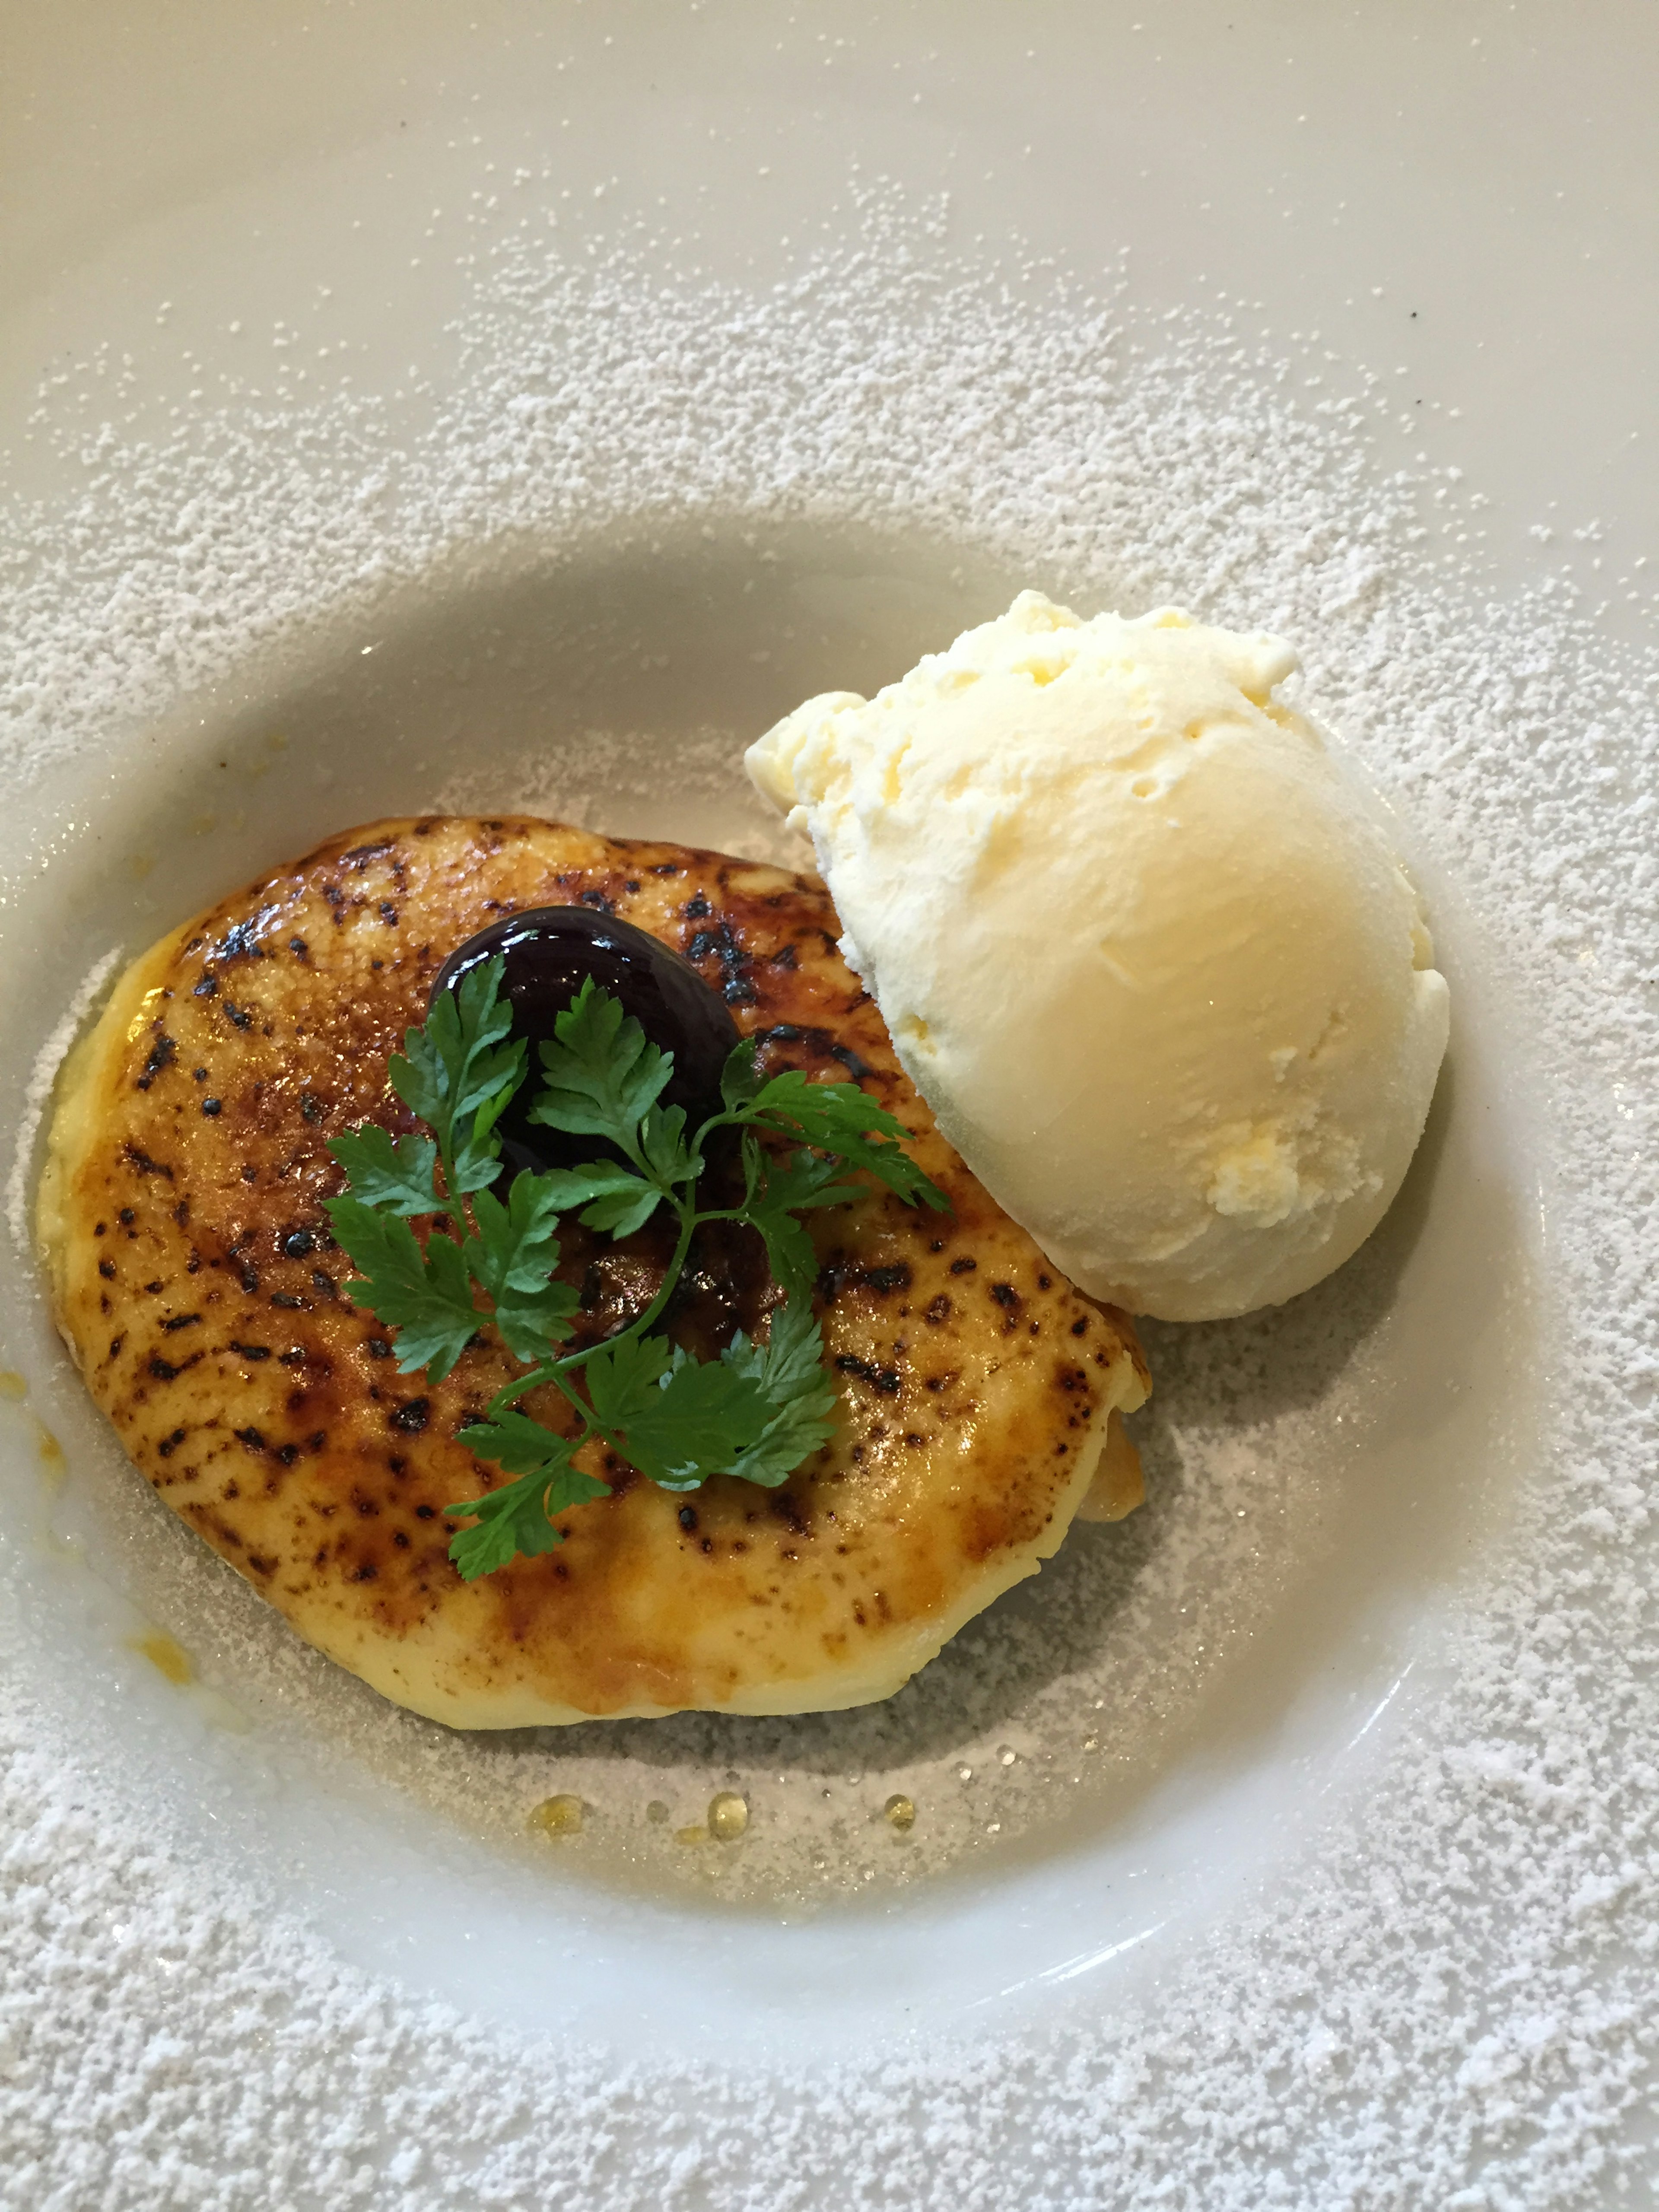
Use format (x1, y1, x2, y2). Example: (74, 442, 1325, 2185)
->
(38, 816, 1148, 1726)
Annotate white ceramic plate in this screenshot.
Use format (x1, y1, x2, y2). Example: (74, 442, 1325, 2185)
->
(2, 8, 1653, 2206)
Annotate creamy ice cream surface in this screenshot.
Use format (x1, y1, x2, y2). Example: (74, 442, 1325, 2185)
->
(745, 591, 1449, 1322)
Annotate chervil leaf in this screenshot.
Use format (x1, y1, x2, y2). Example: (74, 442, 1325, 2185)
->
(625, 1356, 776, 1490)
(327, 1125, 440, 1217)
(720, 1391, 837, 1488)
(740, 1141, 861, 1296)
(445, 1419, 610, 1579)
(577, 1331, 674, 1433)
(459, 1176, 579, 1360)
(528, 975, 674, 1148)
(742, 1068, 902, 1146)
(737, 1070, 950, 1213)
(465, 1176, 564, 1297)
(550, 1106, 692, 1238)
(385, 1026, 448, 1131)
(719, 1035, 763, 1109)
(719, 1299, 840, 1487)
(639, 1103, 693, 1186)
(834, 1131, 946, 1211)
(579, 1328, 674, 1399)
(728, 1293, 836, 1406)
(578, 1181, 663, 1239)
(448, 1103, 510, 1197)
(582, 1335, 772, 1490)
(323, 1198, 480, 1381)
(749, 1205, 817, 1300)
(390, 953, 527, 1165)
(445, 1489, 553, 1580)
(462, 1155, 667, 1241)
(756, 1146, 865, 1215)
(531, 1162, 654, 1210)
(443, 956, 528, 1121)
(451, 1040, 530, 1195)
(492, 1281, 582, 1364)
(456, 1406, 578, 1476)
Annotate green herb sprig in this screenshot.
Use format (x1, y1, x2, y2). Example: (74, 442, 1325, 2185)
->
(322, 956, 948, 1578)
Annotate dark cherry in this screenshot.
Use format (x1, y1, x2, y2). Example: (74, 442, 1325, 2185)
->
(430, 906, 741, 1176)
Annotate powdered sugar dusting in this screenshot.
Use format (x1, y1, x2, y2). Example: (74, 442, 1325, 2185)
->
(0, 189, 1654, 2208)
(5, 946, 122, 1252)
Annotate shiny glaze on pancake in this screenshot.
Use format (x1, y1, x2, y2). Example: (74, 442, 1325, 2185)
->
(40, 817, 1148, 1726)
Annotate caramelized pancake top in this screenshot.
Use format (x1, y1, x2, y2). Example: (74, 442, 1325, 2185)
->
(41, 817, 1147, 1726)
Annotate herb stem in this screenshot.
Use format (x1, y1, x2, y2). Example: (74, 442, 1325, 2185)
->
(604, 1196, 700, 1345)
(479, 1193, 704, 1423)
(553, 1196, 700, 1367)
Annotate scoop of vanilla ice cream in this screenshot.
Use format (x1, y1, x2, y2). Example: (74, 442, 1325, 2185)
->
(745, 591, 1449, 1322)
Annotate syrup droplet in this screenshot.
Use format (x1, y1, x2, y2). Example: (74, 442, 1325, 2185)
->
(134, 1632, 193, 1686)
(708, 1791, 749, 1840)
(528, 1793, 584, 1837)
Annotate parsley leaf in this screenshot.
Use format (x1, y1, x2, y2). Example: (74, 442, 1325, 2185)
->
(528, 975, 674, 1150)
(323, 1198, 480, 1381)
